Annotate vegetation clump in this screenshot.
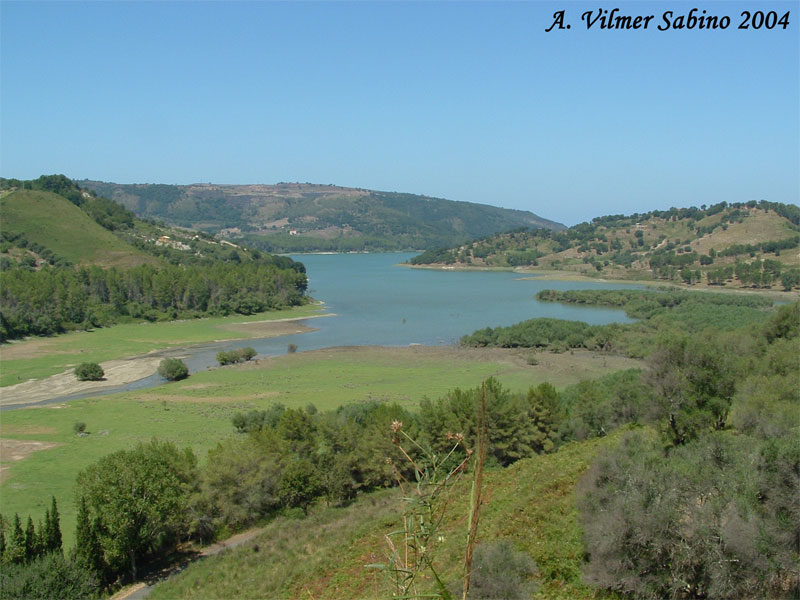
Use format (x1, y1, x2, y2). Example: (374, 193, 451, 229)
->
(74, 362, 104, 382)
(216, 347, 257, 366)
(158, 358, 189, 381)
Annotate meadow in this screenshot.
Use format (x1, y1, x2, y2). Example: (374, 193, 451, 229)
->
(0, 345, 641, 549)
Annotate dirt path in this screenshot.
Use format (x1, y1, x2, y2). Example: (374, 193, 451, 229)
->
(111, 527, 265, 600)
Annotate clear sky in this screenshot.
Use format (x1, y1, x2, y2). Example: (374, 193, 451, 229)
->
(1, 1, 797, 225)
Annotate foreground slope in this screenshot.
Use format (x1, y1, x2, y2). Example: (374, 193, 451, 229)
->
(149, 432, 619, 600)
(80, 180, 564, 251)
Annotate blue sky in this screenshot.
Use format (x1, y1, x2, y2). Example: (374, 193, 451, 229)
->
(1, 1, 797, 225)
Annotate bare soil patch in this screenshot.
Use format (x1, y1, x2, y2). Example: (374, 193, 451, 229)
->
(0, 357, 161, 407)
(217, 320, 317, 338)
(0, 438, 61, 483)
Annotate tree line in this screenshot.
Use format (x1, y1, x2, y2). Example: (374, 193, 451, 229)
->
(0, 261, 307, 341)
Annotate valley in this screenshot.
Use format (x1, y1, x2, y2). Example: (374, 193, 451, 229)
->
(0, 176, 797, 600)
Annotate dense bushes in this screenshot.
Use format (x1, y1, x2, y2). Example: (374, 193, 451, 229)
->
(578, 302, 800, 599)
(158, 358, 188, 381)
(0, 552, 100, 600)
(579, 430, 799, 599)
(216, 347, 257, 366)
(461, 318, 603, 351)
(74, 363, 104, 381)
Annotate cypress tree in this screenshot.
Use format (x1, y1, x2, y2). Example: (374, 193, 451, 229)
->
(43, 507, 52, 551)
(75, 496, 105, 582)
(24, 516, 36, 562)
(8, 514, 25, 564)
(48, 496, 62, 552)
(36, 519, 46, 558)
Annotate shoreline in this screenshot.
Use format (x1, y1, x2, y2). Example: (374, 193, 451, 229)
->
(0, 315, 332, 408)
(406, 263, 799, 299)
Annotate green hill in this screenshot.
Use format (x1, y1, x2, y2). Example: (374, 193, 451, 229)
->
(79, 180, 565, 252)
(0, 189, 157, 269)
(0, 176, 309, 341)
(410, 201, 800, 291)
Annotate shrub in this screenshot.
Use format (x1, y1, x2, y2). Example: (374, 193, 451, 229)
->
(73, 422, 87, 435)
(158, 358, 189, 381)
(287, 343, 298, 354)
(0, 552, 100, 600)
(217, 347, 258, 366)
(449, 539, 539, 600)
(74, 363, 104, 381)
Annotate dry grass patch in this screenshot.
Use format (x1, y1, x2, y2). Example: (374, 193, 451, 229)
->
(0, 438, 62, 483)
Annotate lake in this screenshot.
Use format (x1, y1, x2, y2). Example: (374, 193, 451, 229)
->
(15, 253, 644, 405)
(140, 252, 641, 378)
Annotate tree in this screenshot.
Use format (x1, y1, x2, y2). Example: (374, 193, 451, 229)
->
(76, 440, 197, 581)
(74, 495, 106, 583)
(46, 496, 62, 554)
(24, 516, 36, 562)
(278, 458, 323, 514)
(7, 514, 25, 564)
(158, 358, 188, 381)
(74, 362, 104, 381)
(646, 332, 735, 445)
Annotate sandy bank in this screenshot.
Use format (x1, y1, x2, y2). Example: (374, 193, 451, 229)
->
(0, 356, 163, 407)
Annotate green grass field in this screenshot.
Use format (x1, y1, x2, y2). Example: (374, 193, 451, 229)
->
(149, 429, 629, 600)
(0, 345, 641, 550)
(0, 304, 325, 387)
(0, 189, 157, 268)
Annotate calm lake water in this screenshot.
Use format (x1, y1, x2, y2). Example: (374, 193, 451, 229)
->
(13, 253, 643, 406)
(140, 252, 641, 379)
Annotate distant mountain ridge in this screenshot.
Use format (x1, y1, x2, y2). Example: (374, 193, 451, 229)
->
(79, 180, 564, 252)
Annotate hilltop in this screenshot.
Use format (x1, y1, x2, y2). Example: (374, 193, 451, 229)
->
(410, 201, 800, 291)
(79, 180, 564, 252)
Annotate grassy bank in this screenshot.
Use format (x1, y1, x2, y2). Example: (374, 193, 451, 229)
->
(149, 429, 627, 600)
(0, 304, 325, 387)
(0, 346, 641, 549)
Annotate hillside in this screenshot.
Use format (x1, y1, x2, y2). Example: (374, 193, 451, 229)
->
(79, 180, 564, 251)
(0, 176, 309, 341)
(0, 189, 157, 269)
(149, 431, 617, 600)
(410, 201, 800, 291)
